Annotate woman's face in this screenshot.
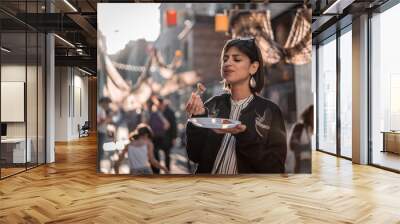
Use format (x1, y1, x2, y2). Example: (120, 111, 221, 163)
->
(221, 46, 259, 86)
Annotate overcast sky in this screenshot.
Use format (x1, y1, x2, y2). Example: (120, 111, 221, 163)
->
(98, 3, 160, 54)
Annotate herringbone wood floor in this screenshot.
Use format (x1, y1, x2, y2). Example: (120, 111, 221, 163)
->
(1, 135, 400, 224)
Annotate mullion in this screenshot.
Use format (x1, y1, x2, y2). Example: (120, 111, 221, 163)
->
(44, 0, 47, 164)
(367, 11, 373, 166)
(316, 44, 319, 151)
(336, 26, 341, 157)
(36, 0, 39, 168)
(25, 0, 28, 171)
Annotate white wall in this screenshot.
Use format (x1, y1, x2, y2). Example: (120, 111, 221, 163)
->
(55, 67, 69, 141)
(1, 64, 46, 164)
(55, 67, 89, 141)
(71, 72, 89, 138)
(1, 66, 26, 139)
(1, 65, 37, 138)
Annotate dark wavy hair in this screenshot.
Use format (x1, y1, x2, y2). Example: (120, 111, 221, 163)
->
(220, 37, 265, 93)
(130, 123, 153, 140)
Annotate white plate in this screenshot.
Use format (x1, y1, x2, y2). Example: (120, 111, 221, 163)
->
(188, 117, 241, 129)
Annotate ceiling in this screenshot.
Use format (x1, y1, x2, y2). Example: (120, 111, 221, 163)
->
(0, 0, 308, 75)
(268, 3, 299, 18)
(5, 0, 384, 74)
(311, 0, 390, 44)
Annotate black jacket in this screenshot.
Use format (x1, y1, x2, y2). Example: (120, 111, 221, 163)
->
(186, 93, 287, 174)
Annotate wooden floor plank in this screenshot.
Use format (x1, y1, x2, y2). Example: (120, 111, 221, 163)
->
(0, 135, 399, 223)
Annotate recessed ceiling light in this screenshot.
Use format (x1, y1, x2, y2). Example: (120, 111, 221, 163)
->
(63, 0, 78, 12)
(54, 34, 75, 48)
(1, 47, 11, 53)
(78, 67, 92, 76)
(323, 0, 355, 15)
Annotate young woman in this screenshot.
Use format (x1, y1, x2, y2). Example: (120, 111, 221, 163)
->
(185, 38, 287, 174)
(120, 123, 169, 175)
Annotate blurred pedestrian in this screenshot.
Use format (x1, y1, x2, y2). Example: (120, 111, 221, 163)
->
(118, 123, 169, 175)
(289, 105, 313, 173)
(98, 97, 113, 156)
(123, 108, 141, 133)
(158, 97, 177, 170)
(148, 97, 170, 173)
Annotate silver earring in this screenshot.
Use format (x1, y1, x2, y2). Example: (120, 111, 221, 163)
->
(250, 76, 256, 88)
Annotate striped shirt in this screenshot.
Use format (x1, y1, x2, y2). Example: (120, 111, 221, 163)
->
(212, 94, 254, 174)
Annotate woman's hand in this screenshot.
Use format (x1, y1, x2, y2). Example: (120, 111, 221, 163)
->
(185, 92, 205, 117)
(213, 124, 247, 135)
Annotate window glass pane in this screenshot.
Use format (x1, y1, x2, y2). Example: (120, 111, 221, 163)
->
(1, 29, 27, 177)
(318, 36, 337, 154)
(38, 32, 45, 165)
(27, 30, 38, 169)
(0, 0, 46, 179)
(340, 28, 352, 158)
(371, 3, 400, 171)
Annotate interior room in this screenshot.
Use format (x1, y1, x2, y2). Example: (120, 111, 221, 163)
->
(0, 0, 399, 223)
(0, 21, 46, 178)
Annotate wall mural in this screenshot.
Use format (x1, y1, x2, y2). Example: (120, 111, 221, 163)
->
(97, 3, 313, 175)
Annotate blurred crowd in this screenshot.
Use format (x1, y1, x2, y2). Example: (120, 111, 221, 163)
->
(98, 94, 181, 174)
(98, 88, 313, 174)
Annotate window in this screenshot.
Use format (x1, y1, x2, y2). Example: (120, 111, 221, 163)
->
(339, 27, 352, 158)
(370, 3, 400, 171)
(317, 36, 337, 154)
(0, 1, 47, 179)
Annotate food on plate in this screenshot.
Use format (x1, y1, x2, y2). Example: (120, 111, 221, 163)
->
(188, 117, 240, 129)
(221, 119, 232, 124)
(196, 83, 206, 95)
